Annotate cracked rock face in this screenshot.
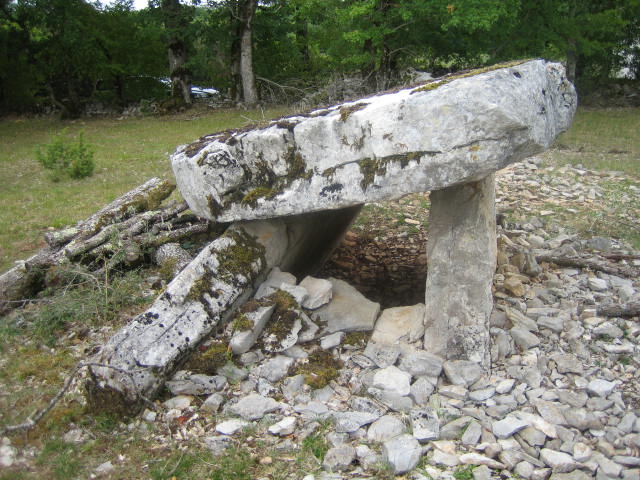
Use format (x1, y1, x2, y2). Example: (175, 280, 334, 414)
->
(172, 60, 576, 222)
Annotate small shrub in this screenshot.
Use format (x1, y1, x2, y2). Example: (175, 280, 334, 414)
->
(37, 130, 95, 181)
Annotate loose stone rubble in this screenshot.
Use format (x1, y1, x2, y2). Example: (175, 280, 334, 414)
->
(99, 174, 637, 478)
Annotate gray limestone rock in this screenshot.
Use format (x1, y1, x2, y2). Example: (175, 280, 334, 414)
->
(492, 416, 530, 439)
(382, 434, 423, 474)
(201, 393, 224, 414)
(368, 387, 415, 413)
(550, 353, 583, 375)
(443, 360, 484, 386)
(410, 407, 440, 442)
(323, 445, 356, 472)
(166, 374, 227, 395)
(367, 415, 406, 442)
(372, 366, 412, 396)
(216, 419, 248, 435)
(410, 377, 436, 405)
(268, 416, 297, 436)
(371, 304, 426, 344)
(424, 175, 496, 367)
(205, 436, 234, 456)
(349, 396, 387, 416)
(320, 331, 344, 350)
(556, 390, 588, 408)
(172, 61, 576, 224)
(397, 347, 444, 377)
(229, 393, 281, 420)
(440, 417, 474, 440)
(299, 276, 332, 309)
(363, 342, 400, 368)
(259, 355, 294, 383)
(540, 448, 577, 473)
(217, 362, 249, 382)
(314, 278, 380, 333)
(229, 304, 276, 355)
(255, 267, 296, 299)
(279, 283, 309, 305)
(511, 327, 541, 350)
(462, 420, 483, 446)
(586, 379, 616, 398)
(333, 411, 379, 433)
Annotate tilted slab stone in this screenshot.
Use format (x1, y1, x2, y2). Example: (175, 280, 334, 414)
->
(172, 60, 576, 222)
(85, 207, 361, 413)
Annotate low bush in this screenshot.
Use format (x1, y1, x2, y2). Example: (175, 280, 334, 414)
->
(36, 130, 95, 181)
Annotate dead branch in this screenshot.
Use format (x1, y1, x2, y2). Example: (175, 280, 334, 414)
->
(536, 254, 640, 278)
(0, 362, 155, 436)
(597, 301, 640, 318)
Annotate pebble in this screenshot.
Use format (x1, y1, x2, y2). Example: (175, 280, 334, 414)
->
(493, 417, 530, 439)
(382, 434, 422, 474)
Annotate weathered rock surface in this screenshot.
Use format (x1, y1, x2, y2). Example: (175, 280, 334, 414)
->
(423, 174, 496, 367)
(172, 60, 576, 223)
(85, 208, 360, 411)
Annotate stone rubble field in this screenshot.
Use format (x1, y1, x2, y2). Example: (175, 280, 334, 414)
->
(2, 157, 639, 479)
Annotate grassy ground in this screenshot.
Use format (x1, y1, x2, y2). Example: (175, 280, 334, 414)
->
(0, 106, 638, 479)
(0, 106, 291, 272)
(547, 107, 640, 176)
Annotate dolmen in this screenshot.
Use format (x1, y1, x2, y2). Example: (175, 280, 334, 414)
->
(86, 60, 577, 412)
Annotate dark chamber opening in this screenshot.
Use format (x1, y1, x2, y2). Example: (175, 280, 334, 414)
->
(317, 229, 428, 309)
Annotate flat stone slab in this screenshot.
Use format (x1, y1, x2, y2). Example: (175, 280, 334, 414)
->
(172, 60, 576, 222)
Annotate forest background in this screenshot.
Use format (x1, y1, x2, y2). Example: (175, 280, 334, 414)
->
(1, 0, 639, 119)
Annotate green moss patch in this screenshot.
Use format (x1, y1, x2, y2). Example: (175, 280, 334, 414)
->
(411, 59, 529, 94)
(338, 102, 369, 121)
(183, 341, 230, 374)
(295, 349, 343, 389)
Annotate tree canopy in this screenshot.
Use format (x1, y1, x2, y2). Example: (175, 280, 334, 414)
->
(0, 0, 637, 116)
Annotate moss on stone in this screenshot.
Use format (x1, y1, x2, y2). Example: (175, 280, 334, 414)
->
(207, 194, 223, 218)
(338, 102, 369, 121)
(158, 257, 178, 282)
(184, 341, 230, 374)
(295, 349, 343, 389)
(411, 59, 530, 95)
(186, 272, 212, 302)
(259, 289, 302, 342)
(217, 229, 266, 283)
(343, 331, 369, 347)
(232, 313, 253, 332)
(241, 187, 276, 207)
(359, 157, 387, 191)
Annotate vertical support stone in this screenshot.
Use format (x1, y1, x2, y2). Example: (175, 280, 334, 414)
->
(423, 174, 496, 369)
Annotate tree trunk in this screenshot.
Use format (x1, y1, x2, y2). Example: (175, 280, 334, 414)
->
(168, 38, 192, 105)
(566, 38, 577, 83)
(239, 0, 258, 105)
(162, 0, 192, 106)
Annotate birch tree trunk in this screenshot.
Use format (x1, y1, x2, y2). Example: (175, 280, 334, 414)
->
(239, 0, 258, 105)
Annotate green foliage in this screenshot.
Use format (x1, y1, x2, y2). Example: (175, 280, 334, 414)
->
(302, 431, 330, 461)
(453, 465, 476, 480)
(37, 439, 82, 480)
(36, 130, 95, 181)
(208, 448, 255, 480)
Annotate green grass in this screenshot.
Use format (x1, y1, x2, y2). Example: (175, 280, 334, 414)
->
(549, 107, 640, 176)
(0, 106, 291, 272)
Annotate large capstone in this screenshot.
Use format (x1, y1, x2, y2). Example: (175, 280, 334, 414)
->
(172, 60, 576, 223)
